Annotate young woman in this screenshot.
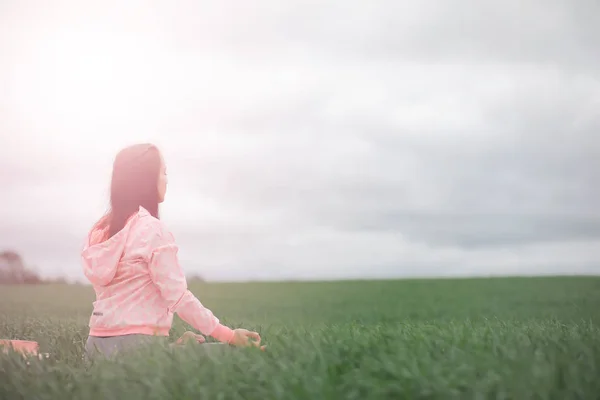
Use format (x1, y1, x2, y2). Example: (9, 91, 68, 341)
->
(82, 143, 261, 360)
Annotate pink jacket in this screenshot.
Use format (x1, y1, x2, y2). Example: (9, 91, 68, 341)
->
(81, 206, 234, 343)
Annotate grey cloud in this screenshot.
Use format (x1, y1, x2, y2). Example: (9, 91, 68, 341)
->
(328, 1, 600, 67)
(339, 213, 600, 248)
(174, 71, 600, 249)
(150, 0, 600, 70)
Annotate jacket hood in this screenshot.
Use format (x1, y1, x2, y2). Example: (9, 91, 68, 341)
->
(81, 207, 147, 286)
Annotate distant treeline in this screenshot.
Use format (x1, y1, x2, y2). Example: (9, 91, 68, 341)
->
(0, 250, 46, 284)
(0, 250, 205, 284)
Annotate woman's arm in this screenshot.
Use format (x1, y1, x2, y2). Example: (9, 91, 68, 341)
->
(146, 223, 235, 344)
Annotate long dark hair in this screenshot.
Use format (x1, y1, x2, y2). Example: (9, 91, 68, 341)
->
(99, 143, 162, 239)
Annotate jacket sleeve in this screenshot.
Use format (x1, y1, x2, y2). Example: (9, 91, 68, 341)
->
(146, 222, 234, 343)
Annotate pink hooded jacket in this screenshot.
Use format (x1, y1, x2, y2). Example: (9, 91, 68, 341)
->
(81, 206, 234, 343)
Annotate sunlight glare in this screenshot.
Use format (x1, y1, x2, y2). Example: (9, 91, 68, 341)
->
(11, 27, 168, 154)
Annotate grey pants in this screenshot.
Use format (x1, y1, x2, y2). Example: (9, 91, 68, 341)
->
(85, 334, 167, 362)
(85, 335, 229, 362)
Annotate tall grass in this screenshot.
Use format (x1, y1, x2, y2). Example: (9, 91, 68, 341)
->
(1, 277, 599, 399)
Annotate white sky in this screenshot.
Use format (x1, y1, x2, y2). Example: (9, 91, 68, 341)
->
(1, 0, 599, 281)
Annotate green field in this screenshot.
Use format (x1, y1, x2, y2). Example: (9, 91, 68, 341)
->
(1, 277, 599, 399)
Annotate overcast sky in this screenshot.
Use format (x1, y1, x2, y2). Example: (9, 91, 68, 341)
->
(1, 0, 599, 282)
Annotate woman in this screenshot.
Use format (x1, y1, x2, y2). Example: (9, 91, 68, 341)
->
(82, 143, 261, 360)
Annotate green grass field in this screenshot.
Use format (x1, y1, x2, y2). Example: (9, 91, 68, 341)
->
(1, 277, 599, 399)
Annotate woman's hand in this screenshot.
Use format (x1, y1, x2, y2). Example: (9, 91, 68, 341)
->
(175, 329, 266, 350)
(230, 329, 266, 350)
(175, 331, 206, 345)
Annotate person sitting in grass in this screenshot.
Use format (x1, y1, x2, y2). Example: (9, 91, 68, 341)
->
(82, 143, 263, 361)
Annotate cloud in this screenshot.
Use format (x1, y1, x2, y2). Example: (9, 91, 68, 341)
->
(0, 0, 599, 280)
